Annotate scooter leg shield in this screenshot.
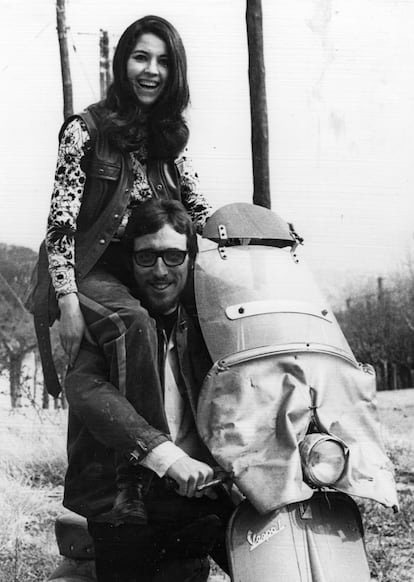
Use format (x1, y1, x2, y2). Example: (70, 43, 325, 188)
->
(226, 492, 371, 582)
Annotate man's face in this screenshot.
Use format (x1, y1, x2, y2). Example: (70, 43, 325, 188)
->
(132, 224, 189, 315)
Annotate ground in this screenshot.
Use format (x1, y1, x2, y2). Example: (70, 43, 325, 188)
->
(0, 388, 412, 581)
(363, 389, 414, 581)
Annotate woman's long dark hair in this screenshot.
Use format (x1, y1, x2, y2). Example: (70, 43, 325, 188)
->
(99, 15, 190, 158)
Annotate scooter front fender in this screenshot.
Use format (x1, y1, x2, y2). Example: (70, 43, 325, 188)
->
(227, 491, 370, 582)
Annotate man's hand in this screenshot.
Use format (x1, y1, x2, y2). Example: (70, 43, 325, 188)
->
(58, 293, 88, 365)
(166, 457, 217, 499)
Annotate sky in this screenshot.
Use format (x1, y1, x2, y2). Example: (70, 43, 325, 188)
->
(1, 0, 414, 302)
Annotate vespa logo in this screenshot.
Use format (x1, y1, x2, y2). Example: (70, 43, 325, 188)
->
(247, 520, 285, 551)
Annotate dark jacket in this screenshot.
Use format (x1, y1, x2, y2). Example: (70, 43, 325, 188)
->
(63, 307, 213, 520)
(29, 104, 182, 397)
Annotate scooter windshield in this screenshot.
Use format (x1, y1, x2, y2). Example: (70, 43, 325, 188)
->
(195, 243, 353, 365)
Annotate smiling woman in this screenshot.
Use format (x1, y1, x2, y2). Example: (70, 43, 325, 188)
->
(30, 13, 213, 534)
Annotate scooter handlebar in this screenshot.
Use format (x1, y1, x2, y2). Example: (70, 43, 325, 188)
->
(163, 466, 230, 492)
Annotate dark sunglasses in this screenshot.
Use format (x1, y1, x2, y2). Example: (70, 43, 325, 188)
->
(133, 248, 188, 268)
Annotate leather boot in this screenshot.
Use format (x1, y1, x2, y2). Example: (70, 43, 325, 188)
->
(112, 458, 148, 525)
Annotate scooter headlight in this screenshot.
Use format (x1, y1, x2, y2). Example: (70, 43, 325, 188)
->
(299, 433, 346, 487)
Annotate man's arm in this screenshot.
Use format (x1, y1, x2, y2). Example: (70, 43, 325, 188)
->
(65, 341, 170, 461)
(65, 342, 216, 497)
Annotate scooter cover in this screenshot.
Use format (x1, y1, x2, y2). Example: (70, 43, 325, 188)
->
(197, 349, 397, 513)
(194, 211, 398, 514)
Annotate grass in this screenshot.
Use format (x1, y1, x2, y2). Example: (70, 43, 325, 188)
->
(0, 389, 413, 581)
(361, 389, 414, 582)
(362, 489, 414, 582)
(0, 401, 67, 582)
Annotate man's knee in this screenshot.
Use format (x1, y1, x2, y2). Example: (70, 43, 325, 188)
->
(79, 293, 154, 340)
(79, 271, 145, 323)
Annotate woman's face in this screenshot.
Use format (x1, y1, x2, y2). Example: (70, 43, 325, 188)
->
(126, 33, 169, 107)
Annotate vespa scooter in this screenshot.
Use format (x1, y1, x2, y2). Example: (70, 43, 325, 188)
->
(195, 202, 398, 582)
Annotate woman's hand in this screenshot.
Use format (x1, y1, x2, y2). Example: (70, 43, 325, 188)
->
(58, 293, 86, 366)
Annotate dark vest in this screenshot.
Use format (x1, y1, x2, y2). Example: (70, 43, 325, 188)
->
(28, 104, 182, 396)
(63, 104, 182, 281)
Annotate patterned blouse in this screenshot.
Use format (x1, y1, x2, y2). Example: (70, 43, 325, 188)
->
(46, 118, 212, 298)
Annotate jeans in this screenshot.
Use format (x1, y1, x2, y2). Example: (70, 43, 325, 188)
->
(88, 484, 233, 582)
(77, 262, 167, 434)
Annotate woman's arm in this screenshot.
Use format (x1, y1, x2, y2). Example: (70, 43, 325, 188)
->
(46, 117, 90, 296)
(46, 118, 91, 362)
(58, 292, 87, 365)
(175, 155, 212, 234)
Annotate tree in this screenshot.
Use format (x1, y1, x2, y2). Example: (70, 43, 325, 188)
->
(337, 273, 414, 390)
(0, 244, 38, 406)
(0, 243, 69, 408)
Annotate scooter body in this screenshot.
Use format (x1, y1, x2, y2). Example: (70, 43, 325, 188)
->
(227, 492, 370, 582)
(194, 203, 398, 581)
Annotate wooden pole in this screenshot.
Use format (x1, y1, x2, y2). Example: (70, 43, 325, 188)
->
(99, 29, 111, 100)
(246, 0, 271, 208)
(56, 0, 73, 119)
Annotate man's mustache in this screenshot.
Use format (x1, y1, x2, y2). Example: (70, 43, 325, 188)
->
(148, 277, 172, 284)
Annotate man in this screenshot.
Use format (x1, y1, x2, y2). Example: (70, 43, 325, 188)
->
(64, 199, 233, 582)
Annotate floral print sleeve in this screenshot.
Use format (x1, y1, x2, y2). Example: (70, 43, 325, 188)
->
(46, 118, 91, 298)
(175, 154, 212, 234)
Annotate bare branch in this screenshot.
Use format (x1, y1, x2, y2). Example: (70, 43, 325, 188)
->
(403, 315, 414, 333)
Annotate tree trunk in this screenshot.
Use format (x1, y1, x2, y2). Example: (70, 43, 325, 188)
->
(246, 0, 271, 208)
(56, 0, 73, 119)
(390, 363, 398, 390)
(32, 351, 40, 404)
(9, 354, 23, 408)
(60, 386, 67, 410)
(375, 363, 385, 391)
(382, 360, 388, 391)
(42, 384, 50, 409)
(99, 29, 111, 99)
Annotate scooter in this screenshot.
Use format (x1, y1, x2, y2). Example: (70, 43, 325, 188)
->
(49, 203, 398, 582)
(195, 202, 398, 581)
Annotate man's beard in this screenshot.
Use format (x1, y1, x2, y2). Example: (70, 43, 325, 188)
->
(133, 279, 180, 315)
(142, 292, 179, 316)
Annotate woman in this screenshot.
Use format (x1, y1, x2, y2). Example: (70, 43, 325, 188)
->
(47, 15, 210, 363)
(44, 16, 211, 521)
